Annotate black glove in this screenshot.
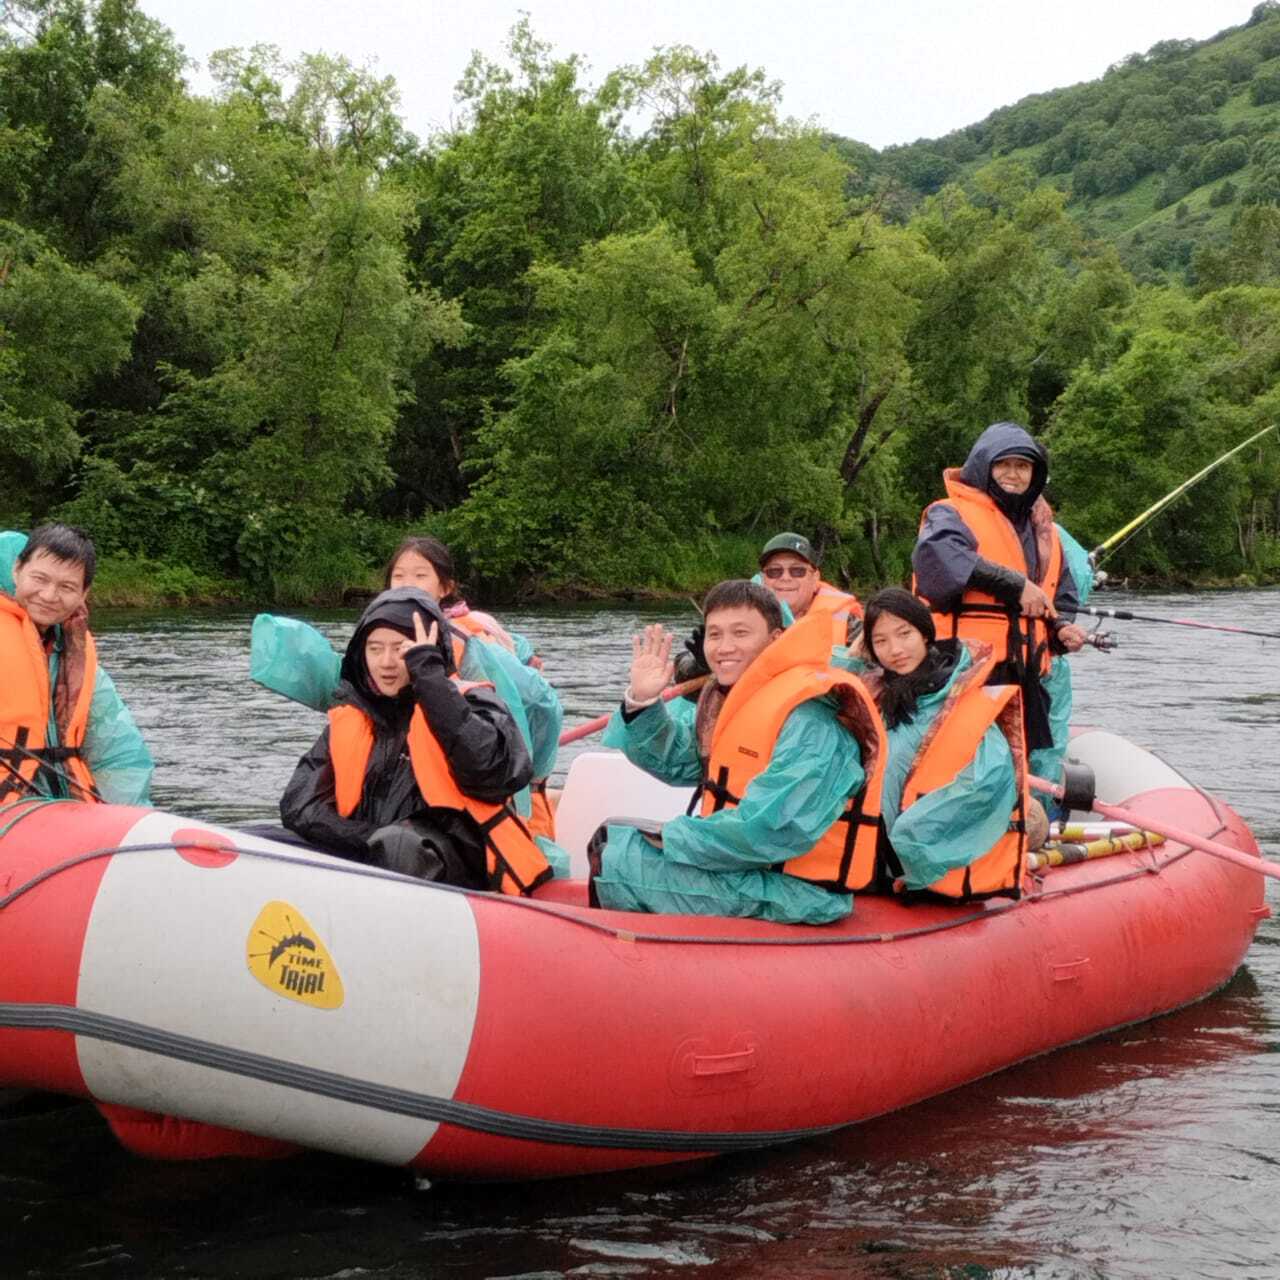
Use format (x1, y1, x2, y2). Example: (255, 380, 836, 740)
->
(673, 624, 709, 687)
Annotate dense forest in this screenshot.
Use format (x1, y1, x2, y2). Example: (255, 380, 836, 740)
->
(2, 0, 1279, 603)
(847, 2, 1280, 284)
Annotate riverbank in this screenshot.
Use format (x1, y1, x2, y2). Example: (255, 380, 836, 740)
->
(89, 554, 1280, 609)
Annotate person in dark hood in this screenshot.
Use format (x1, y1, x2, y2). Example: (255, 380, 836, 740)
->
(280, 588, 550, 892)
(910, 424, 1086, 789)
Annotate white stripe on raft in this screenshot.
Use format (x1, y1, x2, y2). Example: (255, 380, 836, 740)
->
(75, 811, 481, 1163)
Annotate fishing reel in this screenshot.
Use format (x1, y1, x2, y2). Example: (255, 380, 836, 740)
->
(1085, 622, 1118, 652)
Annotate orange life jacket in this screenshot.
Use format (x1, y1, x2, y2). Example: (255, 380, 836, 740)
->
(918, 471, 1062, 678)
(528, 779, 556, 842)
(698, 609, 888, 893)
(447, 623, 555, 838)
(327, 686, 553, 897)
(0, 594, 99, 803)
(449, 611, 493, 642)
(896, 645, 1029, 901)
(805, 581, 864, 646)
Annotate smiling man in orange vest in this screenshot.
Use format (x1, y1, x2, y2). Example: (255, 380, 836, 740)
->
(0, 523, 152, 805)
(591, 579, 886, 925)
(757, 531, 862, 629)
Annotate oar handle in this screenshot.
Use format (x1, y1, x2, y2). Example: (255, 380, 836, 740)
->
(1029, 774, 1280, 882)
(559, 676, 709, 746)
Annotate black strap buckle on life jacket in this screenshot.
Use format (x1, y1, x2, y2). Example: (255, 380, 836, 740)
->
(0, 728, 89, 801)
(689, 765, 740, 816)
(477, 803, 551, 896)
(0, 727, 38, 801)
(835, 793, 881, 890)
(0, 732, 30, 798)
(876, 824, 904, 894)
(948, 598, 1025, 663)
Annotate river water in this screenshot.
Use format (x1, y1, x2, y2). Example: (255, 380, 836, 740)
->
(4, 589, 1280, 1279)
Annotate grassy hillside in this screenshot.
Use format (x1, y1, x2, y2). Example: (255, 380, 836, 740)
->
(837, 2, 1280, 282)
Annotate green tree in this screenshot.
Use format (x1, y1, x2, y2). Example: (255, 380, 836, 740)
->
(1249, 63, 1280, 103)
(0, 221, 138, 508)
(395, 19, 638, 514)
(455, 49, 927, 587)
(0, 0, 184, 257)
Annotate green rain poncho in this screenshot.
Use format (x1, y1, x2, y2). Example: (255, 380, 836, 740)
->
(1030, 524, 1096, 796)
(595, 693, 864, 925)
(878, 644, 1016, 892)
(250, 612, 567, 873)
(0, 531, 153, 806)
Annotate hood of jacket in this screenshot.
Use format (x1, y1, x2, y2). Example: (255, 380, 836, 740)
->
(339, 588, 456, 711)
(959, 422, 1048, 524)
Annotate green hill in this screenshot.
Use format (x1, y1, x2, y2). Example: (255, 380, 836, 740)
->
(836, 1, 1280, 282)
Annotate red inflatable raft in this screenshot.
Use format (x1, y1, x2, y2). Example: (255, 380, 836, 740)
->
(0, 729, 1267, 1180)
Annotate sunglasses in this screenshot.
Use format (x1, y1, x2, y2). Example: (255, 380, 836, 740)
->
(762, 564, 812, 580)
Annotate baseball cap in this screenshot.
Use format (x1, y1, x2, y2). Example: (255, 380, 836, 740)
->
(759, 532, 818, 567)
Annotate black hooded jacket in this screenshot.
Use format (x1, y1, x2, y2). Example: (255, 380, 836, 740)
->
(912, 423, 1077, 617)
(911, 423, 1078, 751)
(279, 589, 533, 883)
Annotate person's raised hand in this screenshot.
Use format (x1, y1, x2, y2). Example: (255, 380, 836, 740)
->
(406, 610, 439, 652)
(1019, 579, 1056, 620)
(629, 624, 675, 702)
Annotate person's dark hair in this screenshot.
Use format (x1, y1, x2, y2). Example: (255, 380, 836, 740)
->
(702, 579, 784, 632)
(382, 535, 460, 605)
(16, 523, 97, 588)
(862, 588, 957, 729)
(863, 587, 936, 663)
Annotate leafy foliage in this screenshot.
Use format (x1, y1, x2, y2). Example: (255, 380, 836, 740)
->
(2, 0, 1280, 599)
(854, 4, 1280, 285)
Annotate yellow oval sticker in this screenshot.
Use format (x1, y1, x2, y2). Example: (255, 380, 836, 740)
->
(247, 901, 345, 1010)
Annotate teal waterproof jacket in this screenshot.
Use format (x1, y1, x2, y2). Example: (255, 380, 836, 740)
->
(596, 694, 864, 924)
(1031, 524, 1096, 793)
(0, 531, 153, 806)
(878, 645, 1017, 892)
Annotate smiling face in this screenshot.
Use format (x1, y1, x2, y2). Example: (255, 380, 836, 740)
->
(363, 625, 412, 696)
(991, 456, 1034, 495)
(702, 604, 781, 688)
(870, 612, 929, 676)
(759, 552, 819, 617)
(388, 549, 450, 601)
(13, 550, 88, 630)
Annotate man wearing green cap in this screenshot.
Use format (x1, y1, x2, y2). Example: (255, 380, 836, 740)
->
(758, 532, 862, 629)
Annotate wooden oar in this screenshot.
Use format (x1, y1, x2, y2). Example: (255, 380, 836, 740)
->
(1030, 773, 1280, 882)
(1028, 830, 1164, 871)
(559, 677, 708, 746)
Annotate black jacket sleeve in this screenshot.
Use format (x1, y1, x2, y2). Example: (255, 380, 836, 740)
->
(967, 556, 1026, 608)
(406, 645, 533, 803)
(279, 725, 381, 857)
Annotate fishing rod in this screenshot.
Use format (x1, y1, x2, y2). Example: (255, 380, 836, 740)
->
(1029, 772, 1280, 883)
(1089, 422, 1278, 568)
(1077, 605, 1280, 642)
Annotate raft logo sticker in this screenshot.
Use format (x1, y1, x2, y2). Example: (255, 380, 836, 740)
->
(247, 901, 344, 1010)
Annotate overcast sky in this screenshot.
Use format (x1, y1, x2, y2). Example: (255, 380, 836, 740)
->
(141, 0, 1259, 149)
